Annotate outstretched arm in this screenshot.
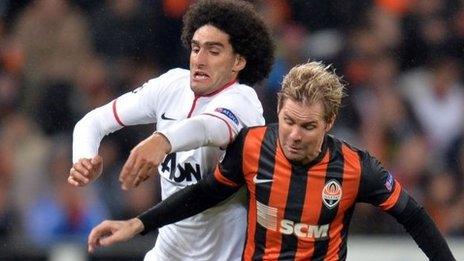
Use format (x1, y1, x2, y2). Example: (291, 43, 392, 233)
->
(87, 174, 239, 251)
(358, 152, 455, 260)
(388, 193, 455, 261)
(119, 114, 234, 189)
(137, 172, 239, 232)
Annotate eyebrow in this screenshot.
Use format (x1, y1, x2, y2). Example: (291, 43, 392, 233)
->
(191, 40, 224, 48)
(284, 113, 318, 125)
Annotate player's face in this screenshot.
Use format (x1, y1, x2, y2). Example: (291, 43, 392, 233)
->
(189, 25, 246, 95)
(278, 99, 334, 165)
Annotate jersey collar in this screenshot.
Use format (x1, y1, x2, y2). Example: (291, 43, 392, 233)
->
(196, 78, 237, 98)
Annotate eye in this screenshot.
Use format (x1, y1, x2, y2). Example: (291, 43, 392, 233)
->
(209, 49, 220, 55)
(284, 117, 294, 125)
(304, 124, 316, 130)
(191, 46, 200, 53)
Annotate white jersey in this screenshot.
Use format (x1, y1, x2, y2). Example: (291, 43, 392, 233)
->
(73, 68, 265, 260)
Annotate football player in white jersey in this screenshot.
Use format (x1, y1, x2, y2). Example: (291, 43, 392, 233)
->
(68, 0, 274, 260)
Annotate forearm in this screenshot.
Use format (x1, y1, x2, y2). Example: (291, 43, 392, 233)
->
(73, 102, 123, 163)
(137, 177, 238, 234)
(159, 114, 234, 152)
(391, 197, 455, 260)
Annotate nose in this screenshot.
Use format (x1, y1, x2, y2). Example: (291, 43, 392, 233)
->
(192, 48, 207, 67)
(289, 126, 302, 142)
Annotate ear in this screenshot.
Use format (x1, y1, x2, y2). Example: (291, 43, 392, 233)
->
(325, 117, 335, 132)
(232, 55, 246, 73)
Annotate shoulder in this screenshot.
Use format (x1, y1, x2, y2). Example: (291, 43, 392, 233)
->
(325, 135, 376, 171)
(211, 83, 263, 113)
(230, 82, 260, 97)
(240, 124, 276, 142)
(217, 82, 259, 100)
(206, 82, 264, 125)
(327, 135, 371, 157)
(330, 137, 387, 178)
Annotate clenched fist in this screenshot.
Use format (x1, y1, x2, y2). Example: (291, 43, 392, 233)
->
(68, 155, 103, 186)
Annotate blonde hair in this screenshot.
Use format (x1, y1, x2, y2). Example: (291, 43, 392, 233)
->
(277, 61, 345, 122)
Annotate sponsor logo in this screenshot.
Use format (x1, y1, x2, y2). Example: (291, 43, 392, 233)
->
(214, 108, 239, 125)
(322, 179, 342, 209)
(161, 153, 201, 182)
(253, 174, 273, 184)
(280, 220, 329, 239)
(257, 201, 278, 230)
(161, 113, 177, 121)
(256, 200, 329, 239)
(385, 172, 394, 192)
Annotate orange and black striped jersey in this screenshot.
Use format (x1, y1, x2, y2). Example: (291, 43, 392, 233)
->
(213, 123, 407, 261)
(139, 123, 455, 261)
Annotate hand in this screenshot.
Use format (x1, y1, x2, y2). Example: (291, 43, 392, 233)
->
(88, 218, 144, 253)
(68, 155, 103, 186)
(119, 133, 171, 190)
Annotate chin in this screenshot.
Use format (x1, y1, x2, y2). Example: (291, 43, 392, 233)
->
(190, 84, 202, 93)
(284, 151, 303, 162)
(191, 83, 211, 94)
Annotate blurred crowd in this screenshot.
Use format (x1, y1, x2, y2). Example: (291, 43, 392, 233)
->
(0, 0, 463, 250)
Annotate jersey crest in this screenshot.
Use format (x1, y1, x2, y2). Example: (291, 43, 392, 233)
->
(322, 179, 342, 209)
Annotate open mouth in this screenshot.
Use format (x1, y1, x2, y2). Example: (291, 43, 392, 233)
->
(193, 71, 210, 80)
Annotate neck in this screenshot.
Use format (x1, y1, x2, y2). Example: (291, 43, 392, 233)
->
(198, 78, 237, 97)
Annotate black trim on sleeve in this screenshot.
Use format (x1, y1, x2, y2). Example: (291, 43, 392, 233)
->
(137, 176, 239, 235)
(389, 196, 455, 261)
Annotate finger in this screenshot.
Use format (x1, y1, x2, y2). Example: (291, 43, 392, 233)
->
(142, 174, 150, 182)
(88, 226, 105, 252)
(98, 233, 121, 247)
(68, 176, 82, 187)
(73, 163, 90, 177)
(133, 163, 152, 187)
(80, 159, 93, 170)
(119, 152, 137, 184)
(135, 166, 156, 186)
(91, 155, 103, 165)
(69, 168, 90, 184)
(88, 239, 100, 253)
(121, 157, 144, 190)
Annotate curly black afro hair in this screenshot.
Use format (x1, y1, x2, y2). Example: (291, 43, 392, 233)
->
(181, 0, 275, 86)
